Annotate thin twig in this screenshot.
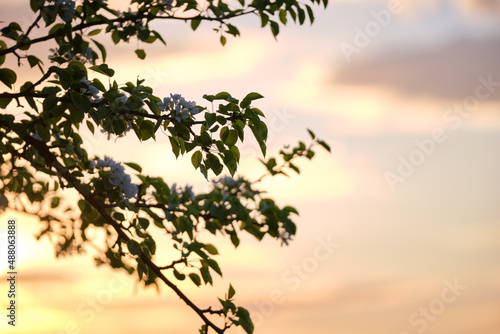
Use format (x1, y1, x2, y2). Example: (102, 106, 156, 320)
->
(0, 10, 257, 57)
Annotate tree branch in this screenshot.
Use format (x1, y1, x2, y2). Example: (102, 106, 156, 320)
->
(21, 134, 226, 334)
(157, 258, 187, 270)
(0, 9, 257, 57)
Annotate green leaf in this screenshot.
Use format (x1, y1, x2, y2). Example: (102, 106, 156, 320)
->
(189, 273, 201, 286)
(145, 238, 156, 255)
(220, 35, 226, 46)
(89, 64, 115, 77)
(191, 19, 201, 31)
(86, 120, 95, 134)
(260, 13, 269, 27)
(0, 40, 6, 66)
(0, 98, 12, 109)
(249, 121, 268, 156)
(306, 5, 315, 24)
(279, 9, 287, 24)
(298, 7, 306, 25)
(50, 197, 60, 209)
(318, 140, 331, 152)
(203, 94, 215, 102)
(220, 126, 228, 142)
(48, 23, 65, 36)
(91, 78, 106, 92)
(223, 150, 237, 176)
(284, 205, 299, 215)
(270, 21, 280, 38)
(224, 129, 238, 147)
(240, 92, 264, 108)
(138, 217, 149, 229)
(214, 92, 231, 101)
(135, 49, 146, 59)
(173, 269, 186, 281)
(228, 284, 235, 299)
(92, 39, 107, 62)
(236, 307, 254, 333)
(169, 136, 180, 157)
(243, 92, 264, 102)
(230, 145, 240, 163)
(210, 156, 223, 176)
(136, 258, 148, 280)
(88, 29, 101, 36)
(205, 112, 217, 128)
(137, 28, 150, 41)
(70, 91, 90, 113)
(191, 151, 202, 169)
(204, 244, 219, 255)
(51, 67, 72, 88)
(30, 0, 41, 11)
(18, 36, 31, 51)
(124, 162, 142, 173)
(36, 123, 50, 142)
(206, 258, 222, 276)
(307, 128, 316, 139)
(264, 157, 277, 172)
(127, 239, 141, 256)
(200, 266, 213, 285)
(139, 121, 155, 141)
(306, 149, 315, 159)
(42, 94, 58, 112)
(111, 30, 120, 44)
(289, 162, 300, 174)
(112, 212, 126, 221)
(230, 232, 240, 247)
(0, 68, 17, 88)
(27, 55, 41, 68)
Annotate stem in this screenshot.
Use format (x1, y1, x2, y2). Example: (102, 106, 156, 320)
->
(21, 134, 225, 334)
(0, 10, 257, 57)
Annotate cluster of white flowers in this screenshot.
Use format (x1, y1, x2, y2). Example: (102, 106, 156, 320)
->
(215, 176, 242, 187)
(169, 183, 195, 201)
(159, 0, 174, 11)
(54, 0, 76, 22)
(114, 94, 128, 106)
(80, 77, 102, 102)
(116, 8, 139, 16)
(49, 46, 93, 64)
(278, 228, 293, 246)
(213, 176, 257, 199)
(91, 156, 138, 201)
(157, 94, 201, 121)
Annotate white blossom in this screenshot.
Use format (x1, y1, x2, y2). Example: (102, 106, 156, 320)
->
(170, 183, 196, 201)
(48, 46, 93, 64)
(213, 176, 256, 198)
(80, 77, 101, 102)
(91, 156, 138, 201)
(215, 176, 241, 187)
(115, 94, 128, 105)
(278, 228, 292, 246)
(55, 0, 76, 22)
(84, 47, 93, 60)
(157, 93, 200, 121)
(159, 0, 174, 11)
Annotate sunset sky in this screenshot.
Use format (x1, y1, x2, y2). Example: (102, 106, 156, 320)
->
(1, 0, 500, 333)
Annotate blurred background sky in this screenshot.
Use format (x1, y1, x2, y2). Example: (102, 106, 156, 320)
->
(1, 0, 500, 333)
